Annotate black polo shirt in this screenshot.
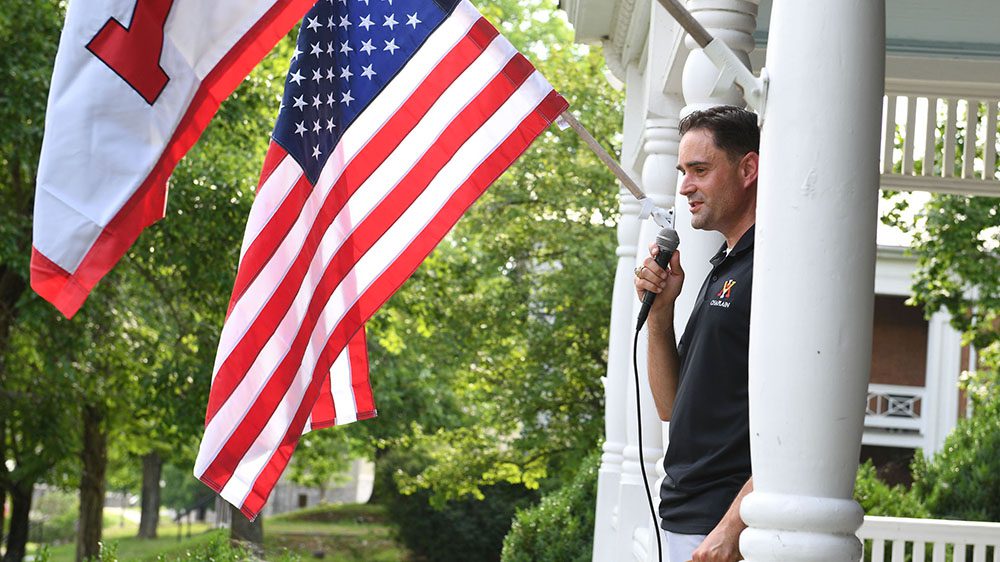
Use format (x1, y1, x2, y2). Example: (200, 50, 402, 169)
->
(659, 226, 754, 534)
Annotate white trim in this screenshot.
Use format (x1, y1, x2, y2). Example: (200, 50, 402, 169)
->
(873, 246, 916, 297)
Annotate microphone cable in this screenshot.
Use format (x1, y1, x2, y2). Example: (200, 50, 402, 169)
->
(633, 325, 663, 561)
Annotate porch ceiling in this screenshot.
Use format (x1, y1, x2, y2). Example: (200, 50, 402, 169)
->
(563, 0, 1000, 60)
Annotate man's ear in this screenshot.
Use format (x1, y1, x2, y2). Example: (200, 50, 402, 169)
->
(740, 151, 759, 189)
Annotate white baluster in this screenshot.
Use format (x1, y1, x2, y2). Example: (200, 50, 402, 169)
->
(964, 100, 978, 179)
(903, 96, 917, 175)
(923, 97, 938, 177)
(984, 102, 998, 180)
(945, 98, 958, 178)
(883, 95, 897, 174)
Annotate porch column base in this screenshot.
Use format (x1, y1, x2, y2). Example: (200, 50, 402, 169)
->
(740, 493, 863, 562)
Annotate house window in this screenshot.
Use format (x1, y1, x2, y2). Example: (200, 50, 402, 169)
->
(298, 493, 308, 509)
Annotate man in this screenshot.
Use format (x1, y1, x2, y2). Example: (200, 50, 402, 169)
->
(633, 105, 759, 562)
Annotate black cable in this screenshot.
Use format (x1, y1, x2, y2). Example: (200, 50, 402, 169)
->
(633, 326, 663, 561)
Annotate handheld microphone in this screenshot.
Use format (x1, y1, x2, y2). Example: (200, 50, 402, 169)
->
(636, 228, 680, 331)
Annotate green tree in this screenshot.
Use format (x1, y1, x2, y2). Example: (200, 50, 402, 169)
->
(882, 102, 1000, 521)
(358, 0, 622, 505)
(0, 1, 70, 559)
(1, 0, 292, 557)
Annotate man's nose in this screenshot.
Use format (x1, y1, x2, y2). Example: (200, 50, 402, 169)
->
(679, 177, 695, 196)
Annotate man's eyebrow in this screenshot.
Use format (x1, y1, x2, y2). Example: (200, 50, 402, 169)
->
(677, 160, 710, 171)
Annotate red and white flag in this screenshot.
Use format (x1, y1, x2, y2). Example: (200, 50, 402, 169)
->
(193, 0, 567, 518)
(32, 0, 318, 318)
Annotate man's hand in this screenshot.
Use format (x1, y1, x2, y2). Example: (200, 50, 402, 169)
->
(689, 479, 753, 562)
(689, 521, 743, 562)
(633, 243, 684, 311)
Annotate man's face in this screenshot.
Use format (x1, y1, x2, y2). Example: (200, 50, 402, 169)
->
(676, 128, 749, 233)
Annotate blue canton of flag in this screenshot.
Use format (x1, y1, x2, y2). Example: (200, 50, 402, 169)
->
(275, 0, 455, 183)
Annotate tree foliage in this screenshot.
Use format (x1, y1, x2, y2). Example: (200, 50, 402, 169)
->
(4, 0, 622, 558)
(356, 0, 623, 504)
(881, 102, 1000, 521)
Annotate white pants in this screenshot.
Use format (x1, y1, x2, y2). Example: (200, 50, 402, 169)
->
(660, 530, 706, 562)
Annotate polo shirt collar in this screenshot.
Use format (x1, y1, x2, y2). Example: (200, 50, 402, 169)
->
(709, 225, 755, 266)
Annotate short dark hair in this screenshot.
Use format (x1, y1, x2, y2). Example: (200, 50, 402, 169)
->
(678, 106, 759, 161)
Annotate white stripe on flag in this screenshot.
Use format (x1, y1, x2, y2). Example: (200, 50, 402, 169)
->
(239, 154, 303, 261)
(329, 349, 358, 425)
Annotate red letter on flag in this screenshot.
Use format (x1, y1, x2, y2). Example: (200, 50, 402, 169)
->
(87, 0, 175, 104)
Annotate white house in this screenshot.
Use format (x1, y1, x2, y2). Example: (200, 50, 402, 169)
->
(559, 0, 1000, 559)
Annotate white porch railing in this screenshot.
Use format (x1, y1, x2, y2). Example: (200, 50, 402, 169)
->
(864, 383, 926, 449)
(858, 516, 1000, 562)
(629, 516, 1000, 561)
(880, 84, 1000, 197)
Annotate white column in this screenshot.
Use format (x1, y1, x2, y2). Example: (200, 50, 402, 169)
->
(922, 309, 963, 454)
(739, 2, 885, 561)
(626, 112, 684, 560)
(593, 61, 652, 562)
(593, 184, 643, 562)
(674, 0, 758, 331)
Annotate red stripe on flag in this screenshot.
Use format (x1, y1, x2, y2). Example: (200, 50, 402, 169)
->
(30, 0, 319, 319)
(199, 56, 537, 493)
(308, 327, 374, 431)
(205, 17, 500, 423)
(235, 90, 568, 518)
(309, 369, 337, 430)
(256, 141, 291, 194)
(348, 328, 375, 418)
(228, 176, 312, 316)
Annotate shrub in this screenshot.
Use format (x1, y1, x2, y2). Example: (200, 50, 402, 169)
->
(28, 490, 80, 544)
(853, 460, 927, 518)
(375, 448, 537, 562)
(911, 398, 1000, 521)
(501, 450, 599, 562)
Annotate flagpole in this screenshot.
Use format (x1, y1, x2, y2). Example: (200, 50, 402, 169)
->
(558, 110, 648, 202)
(559, 110, 674, 227)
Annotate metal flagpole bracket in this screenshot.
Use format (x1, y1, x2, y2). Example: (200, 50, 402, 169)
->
(638, 199, 674, 229)
(656, 0, 769, 121)
(702, 40, 769, 118)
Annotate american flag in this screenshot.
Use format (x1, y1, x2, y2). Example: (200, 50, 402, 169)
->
(194, 0, 567, 518)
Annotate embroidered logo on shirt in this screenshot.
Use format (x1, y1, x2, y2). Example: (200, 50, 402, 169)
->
(716, 279, 736, 299)
(710, 279, 736, 308)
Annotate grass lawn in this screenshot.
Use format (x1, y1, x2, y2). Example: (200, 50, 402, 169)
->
(27, 504, 408, 561)
(266, 504, 408, 562)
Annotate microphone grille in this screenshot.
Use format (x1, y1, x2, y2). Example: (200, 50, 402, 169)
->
(657, 228, 680, 252)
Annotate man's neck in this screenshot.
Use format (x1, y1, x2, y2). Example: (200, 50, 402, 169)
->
(723, 216, 755, 249)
